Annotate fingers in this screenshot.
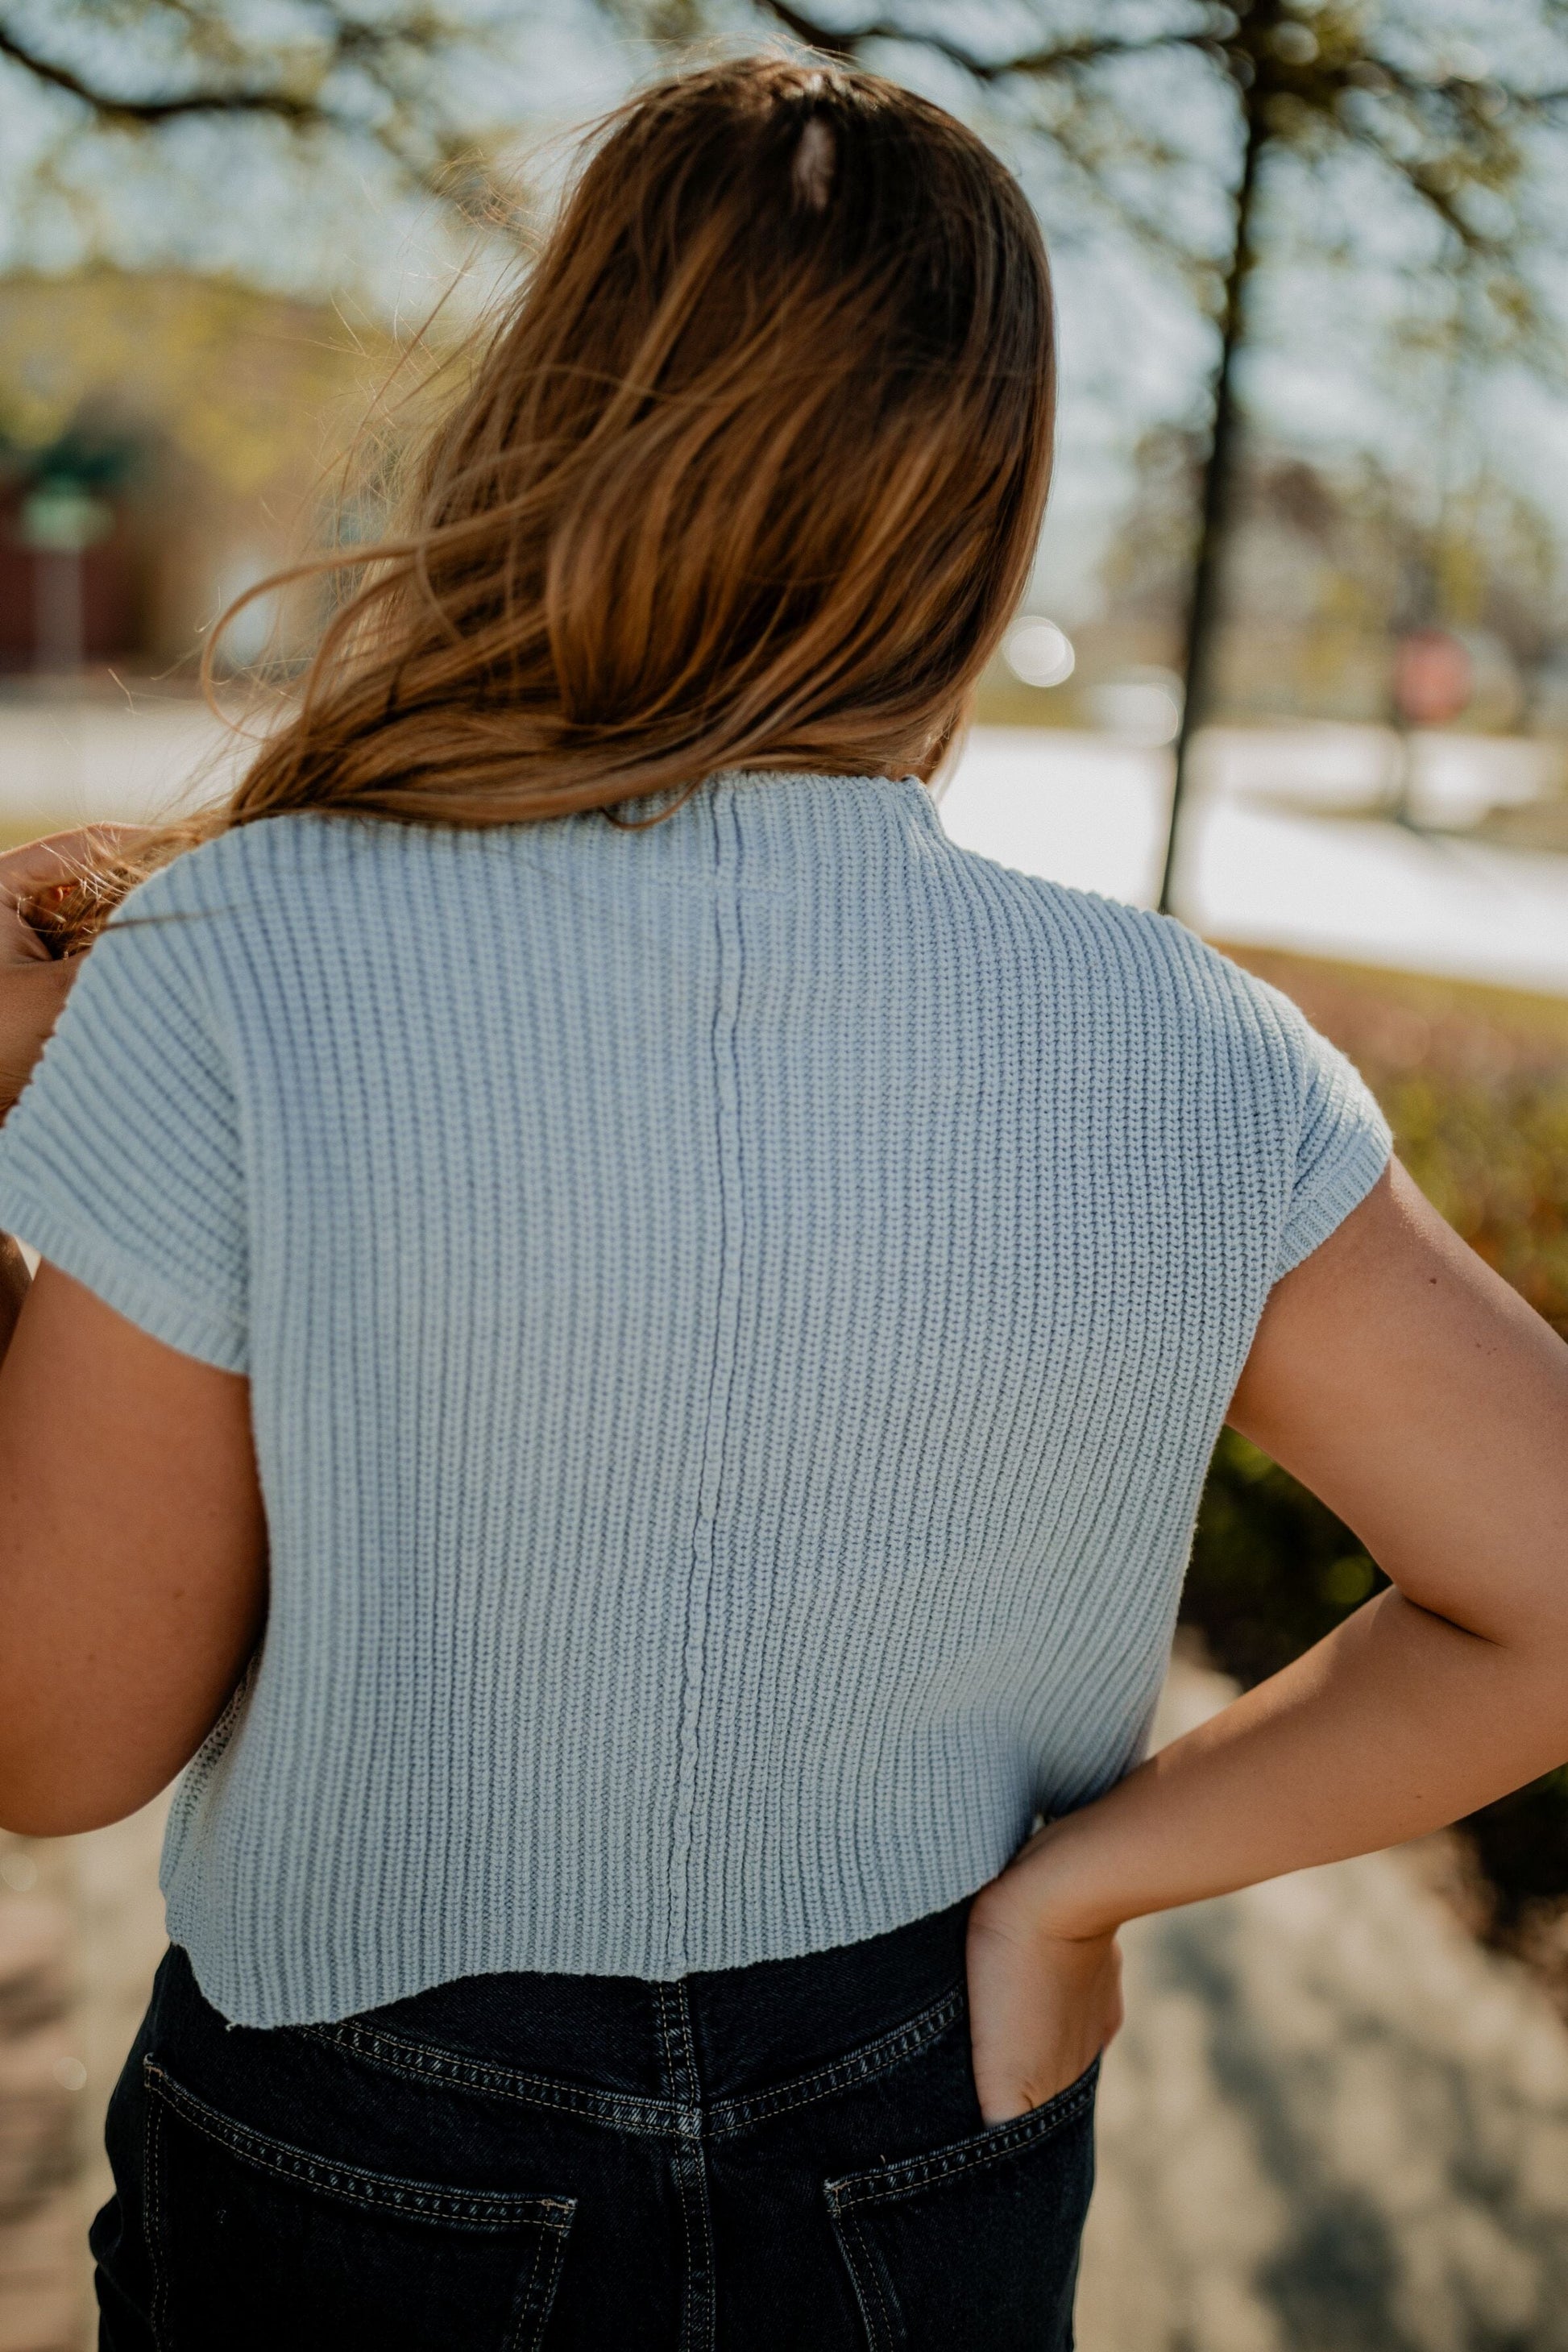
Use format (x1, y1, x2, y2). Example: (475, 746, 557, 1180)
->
(0, 904, 52, 967)
(964, 1899, 1124, 2123)
(0, 827, 153, 969)
(0, 824, 151, 902)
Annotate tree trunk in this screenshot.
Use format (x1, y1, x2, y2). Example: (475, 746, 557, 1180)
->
(1155, 90, 1270, 918)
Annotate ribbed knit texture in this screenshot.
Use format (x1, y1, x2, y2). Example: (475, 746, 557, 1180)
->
(0, 772, 1389, 2027)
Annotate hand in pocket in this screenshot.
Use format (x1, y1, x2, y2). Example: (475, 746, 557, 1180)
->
(964, 1878, 1123, 2126)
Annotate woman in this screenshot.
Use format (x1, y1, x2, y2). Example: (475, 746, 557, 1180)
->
(0, 56, 1564, 2352)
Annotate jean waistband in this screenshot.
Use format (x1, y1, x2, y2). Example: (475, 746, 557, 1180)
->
(233, 1896, 978, 2118)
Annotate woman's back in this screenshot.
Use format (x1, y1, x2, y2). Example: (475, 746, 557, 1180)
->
(0, 766, 1385, 2023)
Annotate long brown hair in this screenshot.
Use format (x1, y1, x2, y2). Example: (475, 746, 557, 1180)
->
(32, 56, 1055, 951)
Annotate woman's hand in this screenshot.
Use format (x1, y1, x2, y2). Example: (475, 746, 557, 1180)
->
(964, 1827, 1124, 2126)
(0, 826, 147, 1117)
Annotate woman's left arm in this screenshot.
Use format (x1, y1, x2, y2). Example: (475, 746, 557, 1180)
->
(966, 1160, 1568, 2122)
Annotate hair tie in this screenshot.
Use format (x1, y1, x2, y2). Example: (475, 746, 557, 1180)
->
(792, 117, 836, 212)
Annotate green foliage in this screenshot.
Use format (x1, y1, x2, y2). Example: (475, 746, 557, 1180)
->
(1184, 1429, 1386, 1691)
(1182, 947, 1568, 1945)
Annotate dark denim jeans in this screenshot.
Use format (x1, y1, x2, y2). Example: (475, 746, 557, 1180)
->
(93, 1897, 1096, 2350)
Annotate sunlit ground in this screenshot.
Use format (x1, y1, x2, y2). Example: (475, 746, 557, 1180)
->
(5, 699, 1568, 995)
(937, 725, 1568, 996)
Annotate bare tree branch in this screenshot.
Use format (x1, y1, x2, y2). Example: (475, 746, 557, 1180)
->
(761, 3, 1193, 83)
(0, 16, 317, 124)
(743, 0, 1568, 921)
(0, 4, 528, 233)
(753, 4, 857, 62)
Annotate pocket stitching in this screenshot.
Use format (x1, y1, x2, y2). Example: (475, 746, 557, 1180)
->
(505, 2214, 574, 2352)
(145, 2081, 169, 2352)
(825, 2064, 1097, 2213)
(833, 2200, 897, 2352)
(143, 2059, 574, 2234)
(650, 1993, 701, 2335)
(709, 1988, 964, 2136)
(305, 2020, 674, 2138)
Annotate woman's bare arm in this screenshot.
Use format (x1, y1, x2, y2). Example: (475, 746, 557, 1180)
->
(0, 1265, 267, 1836)
(0, 825, 265, 1836)
(966, 1159, 1568, 2121)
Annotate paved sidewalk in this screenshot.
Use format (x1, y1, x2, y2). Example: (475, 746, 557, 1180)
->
(938, 725, 1568, 999)
(0, 1802, 168, 2352)
(0, 697, 244, 838)
(1077, 1667, 1568, 2352)
(5, 1666, 1568, 2350)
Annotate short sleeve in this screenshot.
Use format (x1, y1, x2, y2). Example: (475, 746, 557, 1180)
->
(0, 881, 248, 1373)
(1258, 976, 1392, 1283)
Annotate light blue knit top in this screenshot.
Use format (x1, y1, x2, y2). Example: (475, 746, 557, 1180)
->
(0, 771, 1388, 2027)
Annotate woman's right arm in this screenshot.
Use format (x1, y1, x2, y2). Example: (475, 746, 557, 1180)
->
(965, 1159, 1568, 2122)
(0, 824, 265, 1837)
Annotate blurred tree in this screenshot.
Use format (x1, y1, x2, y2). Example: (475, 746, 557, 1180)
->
(716, 0, 1568, 911)
(0, 0, 523, 233)
(1100, 422, 1568, 723)
(6, 2, 1568, 894)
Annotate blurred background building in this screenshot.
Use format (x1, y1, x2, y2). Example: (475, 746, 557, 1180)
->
(2, 4, 1568, 2348)
(0, 272, 392, 678)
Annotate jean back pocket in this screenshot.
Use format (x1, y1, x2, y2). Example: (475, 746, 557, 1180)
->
(824, 2060, 1097, 2352)
(142, 2060, 574, 2352)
